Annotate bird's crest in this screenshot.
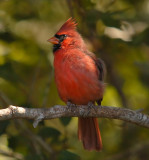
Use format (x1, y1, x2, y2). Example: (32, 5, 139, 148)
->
(57, 17, 77, 34)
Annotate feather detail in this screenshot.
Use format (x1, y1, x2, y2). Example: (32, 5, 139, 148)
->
(49, 17, 105, 151)
(57, 17, 77, 34)
(78, 117, 102, 151)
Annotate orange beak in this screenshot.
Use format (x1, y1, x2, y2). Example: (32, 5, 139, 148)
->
(47, 37, 59, 44)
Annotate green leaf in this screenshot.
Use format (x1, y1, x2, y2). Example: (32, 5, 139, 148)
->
(60, 117, 72, 126)
(86, 10, 121, 29)
(0, 62, 20, 83)
(0, 31, 16, 42)
(25, 154, 45, 160)
(132, 27, 149, 45)
(136, 62, 149, 87)
(100, 12, 121, 28)
(81, 0, 95, 10)
(38, 127, 61, 139)
(58, 150, 80, 160)
(8, 135, 28, 153)
(8, 135, 20, 150)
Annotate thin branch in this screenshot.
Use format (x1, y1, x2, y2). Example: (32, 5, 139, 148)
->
(104, 141, 149, 160)
(0, 90, 54, 155)
(14, 120, 54, 154)
(0, 105, 149, 128)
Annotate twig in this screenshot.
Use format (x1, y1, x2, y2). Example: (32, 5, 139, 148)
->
(0, 105, 149, 128)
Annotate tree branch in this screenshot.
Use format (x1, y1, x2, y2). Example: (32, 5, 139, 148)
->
(0, 105, 149, 128)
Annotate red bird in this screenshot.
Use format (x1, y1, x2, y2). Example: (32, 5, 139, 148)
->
(48, 18, 105, 151)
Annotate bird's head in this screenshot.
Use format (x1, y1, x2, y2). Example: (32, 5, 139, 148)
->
(48, 18, 85, 52)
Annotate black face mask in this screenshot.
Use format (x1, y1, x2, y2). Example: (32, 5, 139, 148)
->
(53, 34, 67, 52)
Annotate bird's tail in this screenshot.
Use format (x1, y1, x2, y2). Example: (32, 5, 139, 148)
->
(78, 117, 102, 151)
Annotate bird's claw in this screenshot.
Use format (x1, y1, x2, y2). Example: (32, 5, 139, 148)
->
(87, 102, 95, 108)
(82, 102, 94, 117)
(67, 101, 77, 113)
(67, 101, 76, 108)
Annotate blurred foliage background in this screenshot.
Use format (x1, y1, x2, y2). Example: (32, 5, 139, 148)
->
(0, 0, 149, 159)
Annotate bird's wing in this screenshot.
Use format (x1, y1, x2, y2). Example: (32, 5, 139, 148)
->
(84, 50, 106, 81)
(94, 58, 106, 81)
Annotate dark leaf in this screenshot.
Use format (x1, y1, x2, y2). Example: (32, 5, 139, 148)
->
(8, 135, 27, 151)
(0, 31, 16, 42)
(132, 27, 149, 45)
(0, 62, 21, 83)
(58, 150, 80, 160)
(60, 117, 72, 126)
(136, 62, 149, 87)
(0, 121, 9, 135)
(38, 127, 61, 139)
(25, 154, 45, 160)
(86, 10, 121, 29)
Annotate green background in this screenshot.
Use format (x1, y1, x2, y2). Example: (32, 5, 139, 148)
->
(0, 0, 149, 159)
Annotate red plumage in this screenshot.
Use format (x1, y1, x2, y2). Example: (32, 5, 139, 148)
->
(48, 18, 105, 151)
(57, 18, 77, 34)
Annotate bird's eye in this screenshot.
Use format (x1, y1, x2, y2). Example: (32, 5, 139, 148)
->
(59, 34, 67, 42)
(55, 34, 67, 42)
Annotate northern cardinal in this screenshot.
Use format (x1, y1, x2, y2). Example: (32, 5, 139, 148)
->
(48, 18, 105, 151)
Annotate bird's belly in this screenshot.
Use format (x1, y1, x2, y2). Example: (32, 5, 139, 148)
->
(55, 68, 104, 105)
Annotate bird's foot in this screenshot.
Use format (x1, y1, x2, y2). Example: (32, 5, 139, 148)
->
(67, 101, 76, 108)
(82, 102, 94, 117)
(87, 101, 95, 108)
(66, 101, 77, 113)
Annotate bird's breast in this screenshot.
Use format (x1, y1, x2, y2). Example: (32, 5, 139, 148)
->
(54, 49, 104, 104)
